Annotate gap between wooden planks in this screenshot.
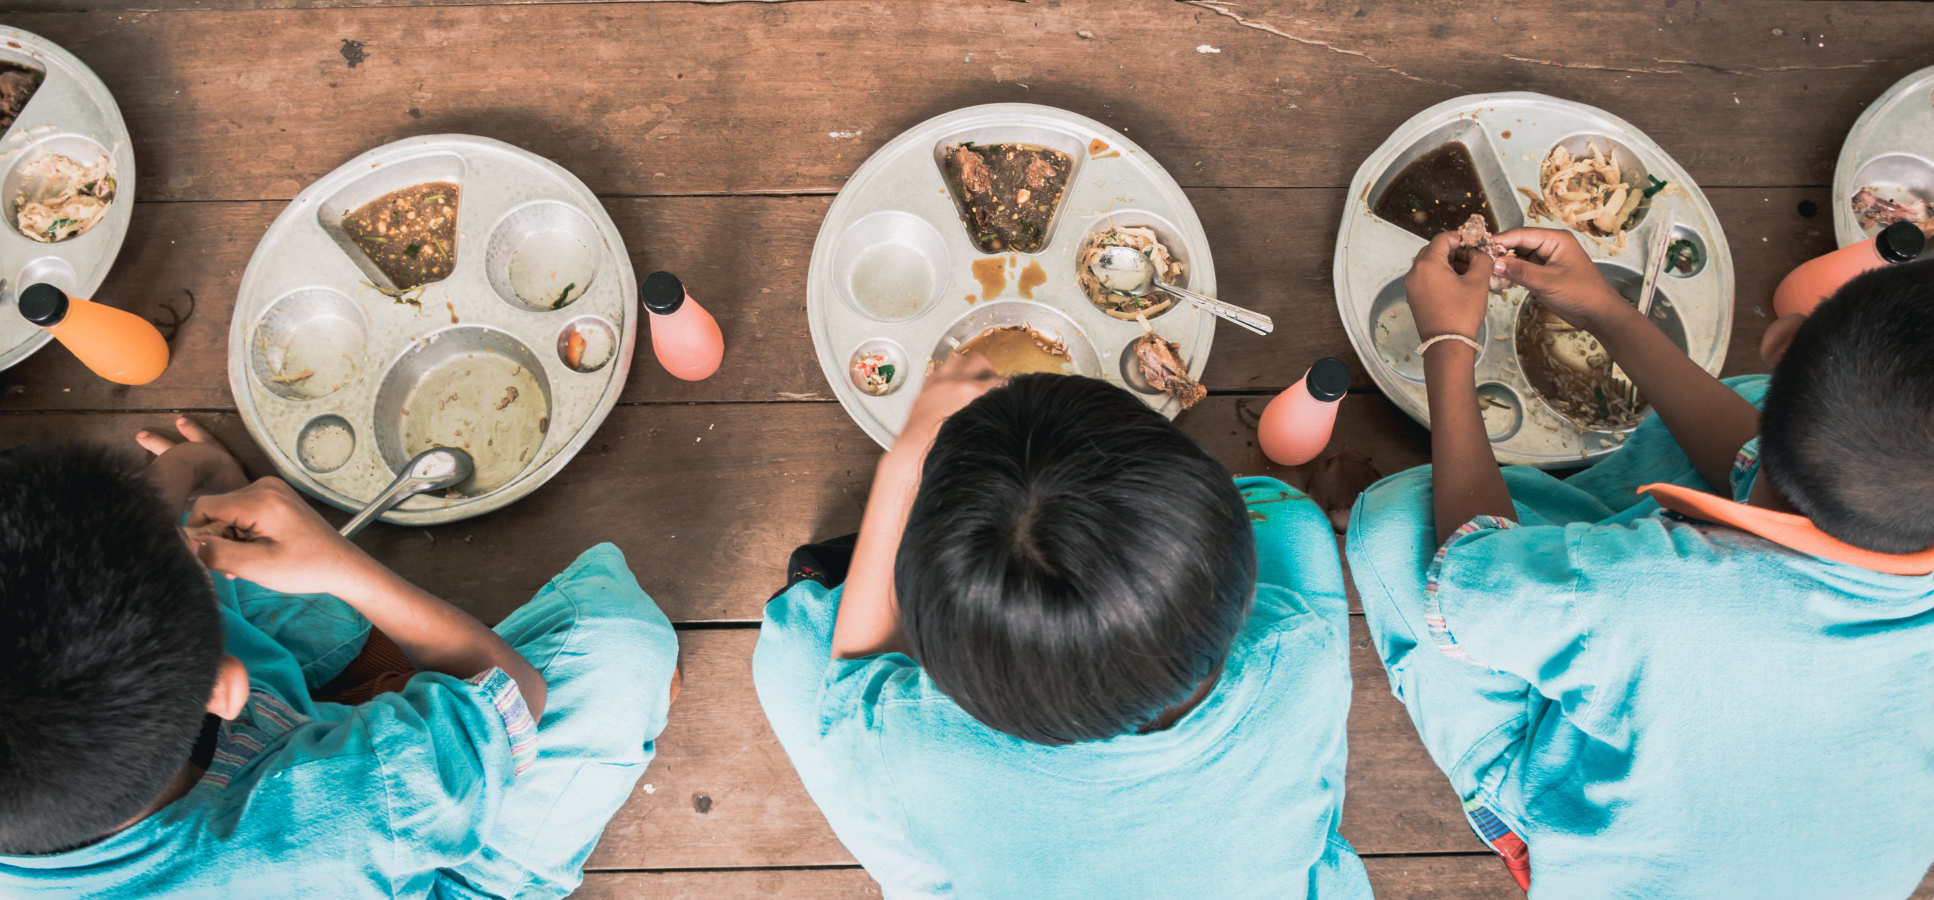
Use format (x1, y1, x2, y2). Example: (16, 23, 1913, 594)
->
(4, 1, 1927, 201)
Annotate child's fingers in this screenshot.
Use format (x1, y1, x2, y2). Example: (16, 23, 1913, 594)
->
(134, 429, 178, 456)
(1492, 228, 1564, 264)
(175, 416, 220, 445)
(1495, 256, 1554, 293)
(1414, 232, 1458, 265)
(191, 533, 270, 578)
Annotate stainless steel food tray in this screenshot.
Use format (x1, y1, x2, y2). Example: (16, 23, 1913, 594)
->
(808, 103, 1217, 448)
(229, 135, 635, 525)
(1335, 92, 1733, 467)
(1832, 65, 1934, 247)
(0, 26, 135, 372)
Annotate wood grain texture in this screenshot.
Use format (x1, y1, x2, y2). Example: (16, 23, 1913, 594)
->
(4, 2, 1928, 202)
(0, 187, 1814, 412)
(0, 394, 1428, 622)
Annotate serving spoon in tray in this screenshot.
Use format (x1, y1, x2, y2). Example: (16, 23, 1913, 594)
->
(1612, 209, 1675, 410)
(1091, 246, 1275, 336)
(338, 447, 475, 539)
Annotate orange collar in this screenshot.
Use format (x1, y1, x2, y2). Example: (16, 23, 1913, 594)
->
(1638, 483, 1934, 576)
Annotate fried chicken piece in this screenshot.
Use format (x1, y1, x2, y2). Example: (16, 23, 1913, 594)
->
(951, 145, 992, 195)
(1133, 332, 1205, 409)
(1851, 188, 1932, 234)
(1454, 214, 1514, 293)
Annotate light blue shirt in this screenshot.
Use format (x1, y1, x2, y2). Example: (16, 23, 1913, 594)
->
(1420, 377, 1934, 897)
(754, 478, 1371, 899)
(0, 578, 536, 897)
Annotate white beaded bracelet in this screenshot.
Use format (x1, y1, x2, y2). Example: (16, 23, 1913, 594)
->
(1415, 333, 1483, 358)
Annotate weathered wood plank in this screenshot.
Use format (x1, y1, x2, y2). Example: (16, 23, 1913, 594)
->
(4, 2, 1925, 201)
(0, 393, 1429, 622)
(0, 187, 1813, 411)
(573, 853, 1518, 899)
(577, 620, 1479, 872)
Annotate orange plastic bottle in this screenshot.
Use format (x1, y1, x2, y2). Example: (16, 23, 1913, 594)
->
(16, 283, 170, 385)
(1258, 357, 1350, 467)
(1772, 221, 1924, 318)
(641, 271, 723, 382)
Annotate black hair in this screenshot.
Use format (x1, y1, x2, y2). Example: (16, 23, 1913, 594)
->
(1761, 258, 1934, 554)
(895, 374, 1257, 745)
(0, 444, 223, 854)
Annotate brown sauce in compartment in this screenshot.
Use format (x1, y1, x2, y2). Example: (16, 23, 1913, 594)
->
(342, 182, 460, 291)
(958, 324, 1073, 376)
(1372, 142, 1497, 241)
(0, 63, 42, 135)
(943, 143, 1073, 253)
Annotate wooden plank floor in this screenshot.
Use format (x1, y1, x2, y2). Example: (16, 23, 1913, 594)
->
(3, 1, 1930, 896)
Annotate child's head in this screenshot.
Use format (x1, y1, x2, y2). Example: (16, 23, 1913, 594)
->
(1761, 258, 1934, 554)
(0, 445, 225, 854)
(896, 374, 1257, 745)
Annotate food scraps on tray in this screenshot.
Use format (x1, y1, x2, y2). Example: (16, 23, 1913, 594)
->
(1521, 141, 1664, 252)
(342, 182, 460, 293)
(943, 142, 1073, 254)
(1078, 225, 1185, 319)
(1516, 298, 1646, 430)
(1851, 187, 1931, 235)
(852, 348, 898, 396)
(13, 152, 116, 244)
(1132, 330, 1205, 409)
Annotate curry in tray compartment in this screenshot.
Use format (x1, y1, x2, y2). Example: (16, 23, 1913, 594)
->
(943, 143, 1073, 254)
(342, 182, 461, 291)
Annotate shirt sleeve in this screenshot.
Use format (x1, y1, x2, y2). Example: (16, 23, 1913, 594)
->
(1730, 437, 1764, 503)
(753, 582, 953, 895)
(270, 669, 534, 885)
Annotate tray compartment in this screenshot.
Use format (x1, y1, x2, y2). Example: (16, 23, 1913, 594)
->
(832, 210, 952, 322)
(1366, 119, 1522, 239)
(1512, 261, 1689, 433)
(484, 199, 602, 311)
(371, 325, 552, 498)
(315, 152, 465, 292)
(931, 124, 1086, 255)
(248, 287, 368, 400)
(296, 414, 356, 474)
(1366, 275, 1492, 383)
(1070, 209, 1194, 321)
(1846, 152, 1934, 238)
(927, 298, 1099, 379)
(3, 132, 117, 245)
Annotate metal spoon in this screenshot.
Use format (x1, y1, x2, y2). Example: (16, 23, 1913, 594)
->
(1091, 245, 1274, 336)
(338, 447, 475, 539)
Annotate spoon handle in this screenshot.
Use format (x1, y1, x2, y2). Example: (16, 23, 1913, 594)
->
(1156, 282, 1274, 336)
(340, 472, 427, 539)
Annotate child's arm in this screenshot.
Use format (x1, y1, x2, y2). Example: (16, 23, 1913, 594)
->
(1497, 229, 1760, 492)
(831, 353, 1001, 659)
(1406, 233, 1519, 544)
(187, 478, 547, 719)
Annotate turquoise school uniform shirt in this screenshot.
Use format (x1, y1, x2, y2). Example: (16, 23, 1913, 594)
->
(0, 577, 536, 898)
(754, 478, 1372, 899)
(1416, 378, 1934, 897)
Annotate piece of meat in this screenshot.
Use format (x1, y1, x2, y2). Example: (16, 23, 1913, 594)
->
(1851, 188, 1931, 234)
(1454, 213, 1514, 293)
(1133, 332, 1205, 409)
(951, 146, 992, 195)
(1023, 156, 1055, 190)
(0, 68, 37, 132)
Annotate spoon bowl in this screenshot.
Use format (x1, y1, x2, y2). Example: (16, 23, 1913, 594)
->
(1088, 245, 1274, 335)
(338, 447, 476, 538)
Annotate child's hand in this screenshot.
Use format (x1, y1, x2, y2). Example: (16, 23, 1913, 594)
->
(1493, 228, 1627, 327)
(139, 416, 248, 516)
(1404, 232, 1493, 343)
(187, 477, 375, 596)
(892, 352, 1003, 461)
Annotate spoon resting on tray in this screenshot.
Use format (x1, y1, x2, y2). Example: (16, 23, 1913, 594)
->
(339, 447, 476, 539)
(1090, 245, 1274, 336)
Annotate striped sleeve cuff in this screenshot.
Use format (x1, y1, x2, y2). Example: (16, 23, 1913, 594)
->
(467, 667, 538, 775)
(1423, 515, 1520, 666)
(1729, 438, 1763, 503)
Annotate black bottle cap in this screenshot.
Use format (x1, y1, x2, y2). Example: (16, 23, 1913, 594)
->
(640, 271, 686, 315)
(1304, 357, 1350, 402)
(17, 283, 68, 326)
(1876, 222, 1926, 264)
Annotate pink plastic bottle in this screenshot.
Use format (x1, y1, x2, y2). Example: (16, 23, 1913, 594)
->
(641, 270, 723, 381)
(1772, 221, 1924, 317)
(17, 283, 170, 385)
(1258, 357, 1350, 467)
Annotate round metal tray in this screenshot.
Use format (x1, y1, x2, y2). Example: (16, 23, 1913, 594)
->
(229, 135, 635, 525)
(1832, 65, 1934, 248)
(807, 103, 1217, 448)
(1334, 92, 1734, 467)
(0, 26, 136, 372)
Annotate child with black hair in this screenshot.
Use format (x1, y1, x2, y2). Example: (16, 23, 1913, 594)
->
(0, 419, 678, 897)
(1348, 231, 1934, 897)
(753, 356, 1372, 897)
